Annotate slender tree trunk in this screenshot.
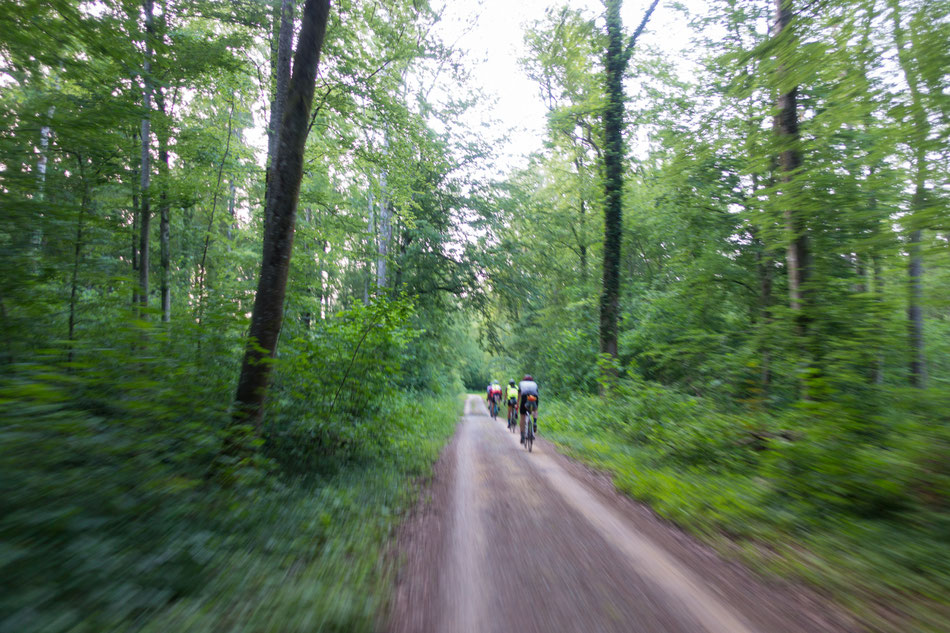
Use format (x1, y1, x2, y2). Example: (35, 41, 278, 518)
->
(376, 131, 391, 292)
(138, 0, 154, 317)
(37, 113, 52, 190)
(234, 0, 332, 427)
(889, 0, 928, 388)
(34, 105, 55, 261)
(227, 177, 236, 243)
(365, 187, 375, 304)
(907, 224, 926, 387)
(755, 237, 774, 393)
(265, 0, 294, 232)
(195, 98, 235, 325)
(68, 156, 90, 364)
(131, 129, 140, 307)
(0, 290, 11, 364)
(575, 157, 588, 282)
(872, 253, 885, 385)
(393, 219, 408, 291)
(320, 239, 328, 318)
(376, 197, 391, 291)
(579, 198, 587, 281)
(156, 87, 171, 322)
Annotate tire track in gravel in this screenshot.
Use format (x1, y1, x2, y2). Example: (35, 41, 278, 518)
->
(388, 395, 861, 633)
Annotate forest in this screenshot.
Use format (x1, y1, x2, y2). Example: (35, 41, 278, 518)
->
(1, 0, 948, 632)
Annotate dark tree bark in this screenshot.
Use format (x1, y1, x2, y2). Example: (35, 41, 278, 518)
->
(265, 0, 295, 231)
(573, 157, 588, 282)
(889, 0, 928, 388)
(599, 0, 659, 368)
(773, 0, 808, 320)
(600, 0, 624, 362)
(579, 198, 588, 280)
(233, 0, 331, 426)
(138, 0, 154, 317)
(156, 87, 171, 322)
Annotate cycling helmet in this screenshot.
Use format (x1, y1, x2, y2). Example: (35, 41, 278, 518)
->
(509, 379, 515, 386)
(524, 374, 533, 381)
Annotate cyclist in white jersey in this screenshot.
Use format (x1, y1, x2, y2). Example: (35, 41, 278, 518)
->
(518, 375, 539, 444)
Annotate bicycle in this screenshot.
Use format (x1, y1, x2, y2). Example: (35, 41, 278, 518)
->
(490, 397, 499, 420)
(507, 398, 517, 432)
(522, 411, 535, 452)
(522, 399, 537, 452)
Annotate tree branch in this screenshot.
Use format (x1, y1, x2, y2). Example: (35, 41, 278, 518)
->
(623, 0, 661, 63)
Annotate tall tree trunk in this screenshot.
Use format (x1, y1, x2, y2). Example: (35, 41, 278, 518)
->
(365, 186, 375, 304)
(138, 0, 154, 317)
(872, 253, 885, 385)
(131, 129, 141, 307)
(265, 0, 294, 232)
(907, 226, 926, 386)
(754, 233, 774, 393)
(34, 105, 55, 262)
(68, 155, 90, 364)
(889, 0, 928, 388)
(574, 158, 588, 282)
(233, 0, 331, 427)
(156, 87, 171, 322)
(579, 197, 588, 281)
(773, 0, 808, 319)
(599, 0, 626, 363)
(227, 176, 236, 243)
(376, 132, 391, 292)
(598, 0, 659, 370)
(376, 197, 391, 291)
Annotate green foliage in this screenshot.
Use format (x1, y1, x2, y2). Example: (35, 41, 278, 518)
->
(0, 345, 459, 633)
(543, 379, 950, 630)
(0, 1, 479, 630)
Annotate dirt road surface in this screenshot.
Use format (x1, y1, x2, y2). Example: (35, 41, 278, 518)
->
(388, 395, 860, 633)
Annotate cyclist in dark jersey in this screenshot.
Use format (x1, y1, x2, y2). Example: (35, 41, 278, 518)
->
(518, 374, 539, 444)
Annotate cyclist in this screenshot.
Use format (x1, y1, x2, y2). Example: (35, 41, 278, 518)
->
(505, 379, 519, 429)
(518, 374, 539, 444)
(489, 381, 503, 417)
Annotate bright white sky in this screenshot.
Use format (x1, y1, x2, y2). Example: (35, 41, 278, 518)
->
(434, 0, 705, 173)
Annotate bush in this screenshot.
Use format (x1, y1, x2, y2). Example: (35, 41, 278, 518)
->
(541, 377, 950, 631)
(0, 298, 461, 633)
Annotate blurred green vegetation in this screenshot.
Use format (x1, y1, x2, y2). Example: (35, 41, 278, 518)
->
(479, 2, 950, 628)
(0, 1, 483, 630)
(1, 323, 460, 633)
(543, 379, 950, 632)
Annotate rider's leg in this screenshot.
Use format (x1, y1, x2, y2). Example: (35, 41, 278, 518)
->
(519, 404, 526, 441)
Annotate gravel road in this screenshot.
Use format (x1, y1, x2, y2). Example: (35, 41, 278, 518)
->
(388, 395, 860, 633)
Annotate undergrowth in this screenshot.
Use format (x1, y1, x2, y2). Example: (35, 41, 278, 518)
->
(0, 309, 461, 633)
(542, 377, 950, 633)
